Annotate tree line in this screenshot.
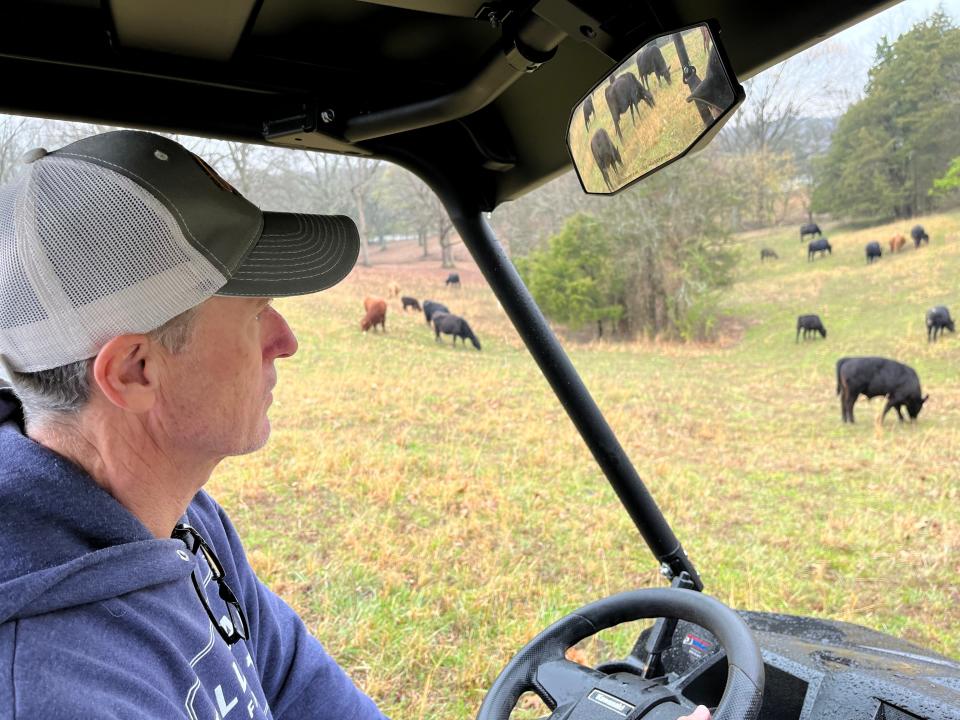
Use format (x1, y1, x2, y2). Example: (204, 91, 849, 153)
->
(1, 10, 956, 343)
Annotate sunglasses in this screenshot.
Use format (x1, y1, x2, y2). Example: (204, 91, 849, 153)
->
(172, 523, 249, 646)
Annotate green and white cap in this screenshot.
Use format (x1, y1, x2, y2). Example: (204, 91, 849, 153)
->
(0, 130, 359, 373)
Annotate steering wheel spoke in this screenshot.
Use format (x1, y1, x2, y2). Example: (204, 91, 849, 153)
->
(534, 658, 606, 708)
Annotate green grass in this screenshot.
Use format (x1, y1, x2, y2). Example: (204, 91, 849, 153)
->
(209, 214, 960, 718)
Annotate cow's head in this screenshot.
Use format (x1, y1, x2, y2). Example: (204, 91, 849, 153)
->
(907, 394, 929, 420)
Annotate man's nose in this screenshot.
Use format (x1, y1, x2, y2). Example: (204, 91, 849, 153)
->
(263, 307, 299, 359)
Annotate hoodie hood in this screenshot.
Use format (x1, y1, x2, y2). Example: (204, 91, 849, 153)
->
(0, 388, 193, 622)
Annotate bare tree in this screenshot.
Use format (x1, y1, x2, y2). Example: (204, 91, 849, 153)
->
(0, 117, 41, 184)
(712, 40, 856, 228)
(491, 172, 597, 257)
(300, 151, 351, 216)
(342, 157, 383, 267)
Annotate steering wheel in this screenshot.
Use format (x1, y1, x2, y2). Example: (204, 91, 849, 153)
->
(476, 588, 764, 720)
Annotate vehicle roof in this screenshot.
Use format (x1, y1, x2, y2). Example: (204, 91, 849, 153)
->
(2, 0, 899, 208)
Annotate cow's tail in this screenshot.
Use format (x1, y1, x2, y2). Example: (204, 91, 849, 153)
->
(836, 358, 847, 395)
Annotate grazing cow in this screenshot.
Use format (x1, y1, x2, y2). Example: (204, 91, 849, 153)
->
(432, 312, 481, 350)
(636, 45, 671, 90)
(604, 73, 655, 142)
(445, 272, 461, 287)
(686, 48, 733, 121)
(889, 234, 906, 253)
(760, 248, 778, 262)
(796, 314, 827, 342)
(590, 128, 624, 192)
(836, 357, 927, 424)
(865, 241, 882, 264)
(401, 296, 421, 312)
(360, 296, 387, 333)
(807, 237, 832, 261)
(911, 224, 929, 248)
(386, 280, 400, 298)
(583, 95, 595, 129)
(423, 300, 449, 325)
(800, 222, 821, 242)
(926, 305, 954, 342)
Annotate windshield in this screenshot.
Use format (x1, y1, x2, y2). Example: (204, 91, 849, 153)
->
(0, 1, 957, 717)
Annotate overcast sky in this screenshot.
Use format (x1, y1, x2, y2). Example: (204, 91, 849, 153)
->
(745, 0, 959, 117)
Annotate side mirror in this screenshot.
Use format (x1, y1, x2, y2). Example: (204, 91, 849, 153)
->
(568, 23, 745, 195)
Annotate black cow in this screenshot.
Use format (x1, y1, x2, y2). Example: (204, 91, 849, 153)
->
(401, 296, 421, 312)
(432, 312, 481, 350)
(423, 300, 449, 325)
(865, 241, 882, 264)
(796, 314, 827, 342)
(911, 224, 929, 248)
(583, 95, 595, 129)
(590, 128, 624, 191)
(926, 305, 954, 342)
(760, 248, 778, 262)
(636, 45, 671, 91)
(836, 357, 928, 424)
(800, 222, 821, 242)
(686, 48, 734, 122)
(807, 238, 832, 261)
(445, 272, 461, 287)
(604, 73, 655, 142)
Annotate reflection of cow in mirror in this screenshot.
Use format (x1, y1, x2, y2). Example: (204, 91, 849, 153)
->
(686, 48, 734, 122)
(604, 73, 655, 142)
(590, 128, 623, 191)
(583, 95, 595, 129)
(636, 45, 671, 91)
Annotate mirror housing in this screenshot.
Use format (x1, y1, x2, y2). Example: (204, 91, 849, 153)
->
(568, 22, 745, 195)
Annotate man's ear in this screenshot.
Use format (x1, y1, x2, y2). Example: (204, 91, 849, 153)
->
(91, 335, 161, 413)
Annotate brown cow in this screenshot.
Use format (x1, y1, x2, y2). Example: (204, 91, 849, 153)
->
(361, 296, 387, 332)
(889, 234, 906, 253)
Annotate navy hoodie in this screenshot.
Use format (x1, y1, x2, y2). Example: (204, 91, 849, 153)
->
(0, 388, 389, 720)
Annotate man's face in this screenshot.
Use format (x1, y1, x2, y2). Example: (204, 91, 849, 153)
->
(159, 295, 298, 461)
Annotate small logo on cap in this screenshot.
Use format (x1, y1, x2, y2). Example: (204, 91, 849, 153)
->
(154, 150, 169, 161)
(190, 153, 240, 196)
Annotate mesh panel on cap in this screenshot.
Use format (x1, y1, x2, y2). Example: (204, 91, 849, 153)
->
(0, 178, 47, 330)
(34, 158, 196, 306)
(0, 157, 227, 372)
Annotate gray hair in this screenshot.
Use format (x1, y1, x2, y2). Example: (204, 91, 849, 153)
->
(9, 306, 200, 429)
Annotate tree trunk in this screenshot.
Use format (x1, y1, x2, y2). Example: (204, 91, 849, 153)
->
(441, 243, 455, 268)
(353, 188, 370, 267)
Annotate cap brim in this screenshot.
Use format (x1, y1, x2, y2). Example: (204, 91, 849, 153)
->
(216, 212, 359, 297)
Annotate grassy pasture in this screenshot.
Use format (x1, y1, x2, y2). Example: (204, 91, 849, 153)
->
(209, 214, 960, 718)
(570, 29, 710, 192)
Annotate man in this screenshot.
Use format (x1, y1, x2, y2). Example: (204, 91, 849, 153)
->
(0, 130, 711, 720)
(0, 130, 386, 719)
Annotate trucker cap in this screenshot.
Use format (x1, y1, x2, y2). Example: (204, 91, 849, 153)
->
(0, 130, 359, 373)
